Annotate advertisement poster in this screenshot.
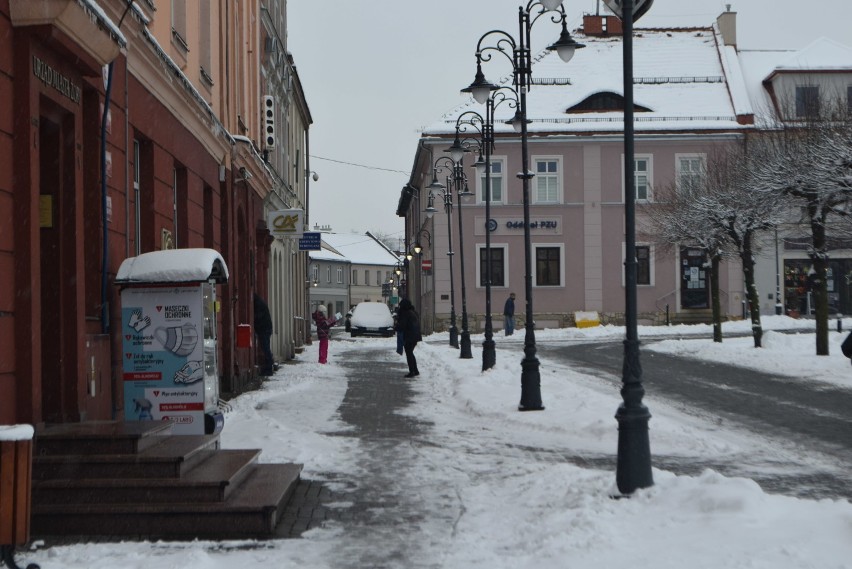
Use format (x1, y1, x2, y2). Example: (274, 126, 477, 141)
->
(121, 285, 205, 434)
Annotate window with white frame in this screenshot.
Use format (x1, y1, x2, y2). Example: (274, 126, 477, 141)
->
(478, 157, 504, 204)
(634, 156, 652, 201)
(337, 267, 344, 283)
(326, 267, 331, 283)
(533, 158, 560, 204)
(534, 245, 562, 286)
(478, 245, 506, 288)
(352, 270, 358, 285)
(364, 270, 369, 286)
(676, 154, 705, 193)
(377, 270, 381, 285)
(311, 265, 319, 282)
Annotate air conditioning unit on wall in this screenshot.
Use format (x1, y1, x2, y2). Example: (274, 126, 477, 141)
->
(263, 95, 275, 150)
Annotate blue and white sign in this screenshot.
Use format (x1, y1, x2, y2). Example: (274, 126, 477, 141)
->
(299, 231, 322, 251)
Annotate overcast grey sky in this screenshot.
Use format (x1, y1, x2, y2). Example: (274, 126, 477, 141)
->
(287, 0, 852, 241)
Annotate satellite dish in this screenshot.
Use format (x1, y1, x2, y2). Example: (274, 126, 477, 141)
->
(601, 0, 654, 22)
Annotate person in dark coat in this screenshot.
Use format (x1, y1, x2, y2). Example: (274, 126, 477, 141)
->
(254, 293, 274, 376)
(503, 292, 516, 336)
(396, 298, 422, 378)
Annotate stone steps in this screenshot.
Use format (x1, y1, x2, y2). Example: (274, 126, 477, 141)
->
(30, 421, 302, 540)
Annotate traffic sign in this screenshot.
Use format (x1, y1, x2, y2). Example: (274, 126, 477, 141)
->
(421, 259, 432, 271)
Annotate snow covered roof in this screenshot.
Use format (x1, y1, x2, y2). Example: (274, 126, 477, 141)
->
(769, 37, 852, 74)
(427, 25, 747, 136)
(427, 26, 852, 139)
(115, 249, 229, 284)
(310, 243, 349, 262)
(319, 233, 399, 266)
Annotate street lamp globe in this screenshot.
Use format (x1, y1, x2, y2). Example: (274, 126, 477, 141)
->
(462, 62, 498, 105)
(540, 0, 565, 10)
(547, 20, 586, 63)
(413, 242, 423, 255)
(446, 136, 467, 163)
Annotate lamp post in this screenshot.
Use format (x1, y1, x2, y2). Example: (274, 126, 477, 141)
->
(446, 134, 481, 361)
(426, 171, 459, 348)
(464, 0, 583, 410)
(455, 93, 516, 371)
(602, 0, 654, 495)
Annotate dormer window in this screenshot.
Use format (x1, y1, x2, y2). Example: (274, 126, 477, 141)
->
(567, 92, 651, 113)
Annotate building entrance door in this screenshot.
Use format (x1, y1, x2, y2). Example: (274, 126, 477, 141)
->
(680, 248, 709, 309)
(38, 106, 77, 422)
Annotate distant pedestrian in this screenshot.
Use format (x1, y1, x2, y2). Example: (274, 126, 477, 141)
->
(313, 305, 336, 364)
(503, 292, 516, 336)
(397, 298, 422, 378)
(253, 293, 274, 376)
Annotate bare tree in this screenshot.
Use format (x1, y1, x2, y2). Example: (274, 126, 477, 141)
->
(696, 144, 787, 348)
(749, 97, 852, 355)
(642, 178, 728, 342)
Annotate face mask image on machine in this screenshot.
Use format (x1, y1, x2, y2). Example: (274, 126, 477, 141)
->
(154, 323, 199, 357)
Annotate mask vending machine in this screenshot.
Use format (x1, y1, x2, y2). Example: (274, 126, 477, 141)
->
(116, 249, 229, 435)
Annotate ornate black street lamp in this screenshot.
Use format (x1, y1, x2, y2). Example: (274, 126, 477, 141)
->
(425, 170, 459, 348)
(463, 0, 583, 410)
(427, 155, 474, 358)
(602, 0, 654, 494)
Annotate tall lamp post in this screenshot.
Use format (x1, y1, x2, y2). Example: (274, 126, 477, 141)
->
(426, 170, 459, 348)
(446, 133, 483, 361)
(602, 0, 654, 494)
(455, 92, 517, 371)
(463, 0, 583, 410)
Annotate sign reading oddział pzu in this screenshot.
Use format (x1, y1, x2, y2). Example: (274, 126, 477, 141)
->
(121, 284, 205, 435)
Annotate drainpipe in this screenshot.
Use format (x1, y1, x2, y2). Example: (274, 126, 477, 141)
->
(100, 2, 134, 334)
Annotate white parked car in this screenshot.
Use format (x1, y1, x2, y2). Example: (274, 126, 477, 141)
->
(349, 302, 394, 337)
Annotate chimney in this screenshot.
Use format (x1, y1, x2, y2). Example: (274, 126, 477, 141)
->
(583, 14, 623, 37)
(717, 5, 737, 49)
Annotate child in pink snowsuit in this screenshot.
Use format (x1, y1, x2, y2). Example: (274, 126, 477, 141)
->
(313, 306, 335, 364)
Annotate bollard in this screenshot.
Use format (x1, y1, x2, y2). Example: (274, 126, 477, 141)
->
(838, 314, 843, 333)
(665, 304, 670, 326)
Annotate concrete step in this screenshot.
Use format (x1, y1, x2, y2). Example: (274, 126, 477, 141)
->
(32, 449, 261, 505)
(32, 435, 220, 480)
(31, 463, 302, 540)
(35, 421, 173, 456)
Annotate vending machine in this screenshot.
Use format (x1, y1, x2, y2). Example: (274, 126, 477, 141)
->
(116, 249, 228, 435)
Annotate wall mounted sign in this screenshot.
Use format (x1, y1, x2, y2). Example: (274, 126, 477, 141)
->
(32, 56, 81, 104)
(475, 216, 562, 236)
(268, 209, 304, 239)
(298, 231, 321, 250)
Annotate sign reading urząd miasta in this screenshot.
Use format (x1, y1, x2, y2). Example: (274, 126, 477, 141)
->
(32, 56, 81, 104)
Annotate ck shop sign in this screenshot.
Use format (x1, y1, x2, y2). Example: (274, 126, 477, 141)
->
(474, 216, 562, 236)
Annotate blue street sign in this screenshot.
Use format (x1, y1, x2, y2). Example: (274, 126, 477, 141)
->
(299, 232, 321, 251)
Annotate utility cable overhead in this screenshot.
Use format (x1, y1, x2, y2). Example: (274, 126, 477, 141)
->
(310, 154, 409, 175)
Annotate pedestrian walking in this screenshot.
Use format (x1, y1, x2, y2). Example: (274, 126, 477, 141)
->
(397, 298, 422, 377)
(393, 307, 404, 356)
(503, 292, 516, 336)
(253, 293, 274, 376)
(313, 305, 335, 364)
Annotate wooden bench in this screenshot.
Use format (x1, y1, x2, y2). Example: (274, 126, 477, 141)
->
(1, 425, 38, 569)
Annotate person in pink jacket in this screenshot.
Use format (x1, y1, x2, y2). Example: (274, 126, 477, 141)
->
(312, 305, 336, 364)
